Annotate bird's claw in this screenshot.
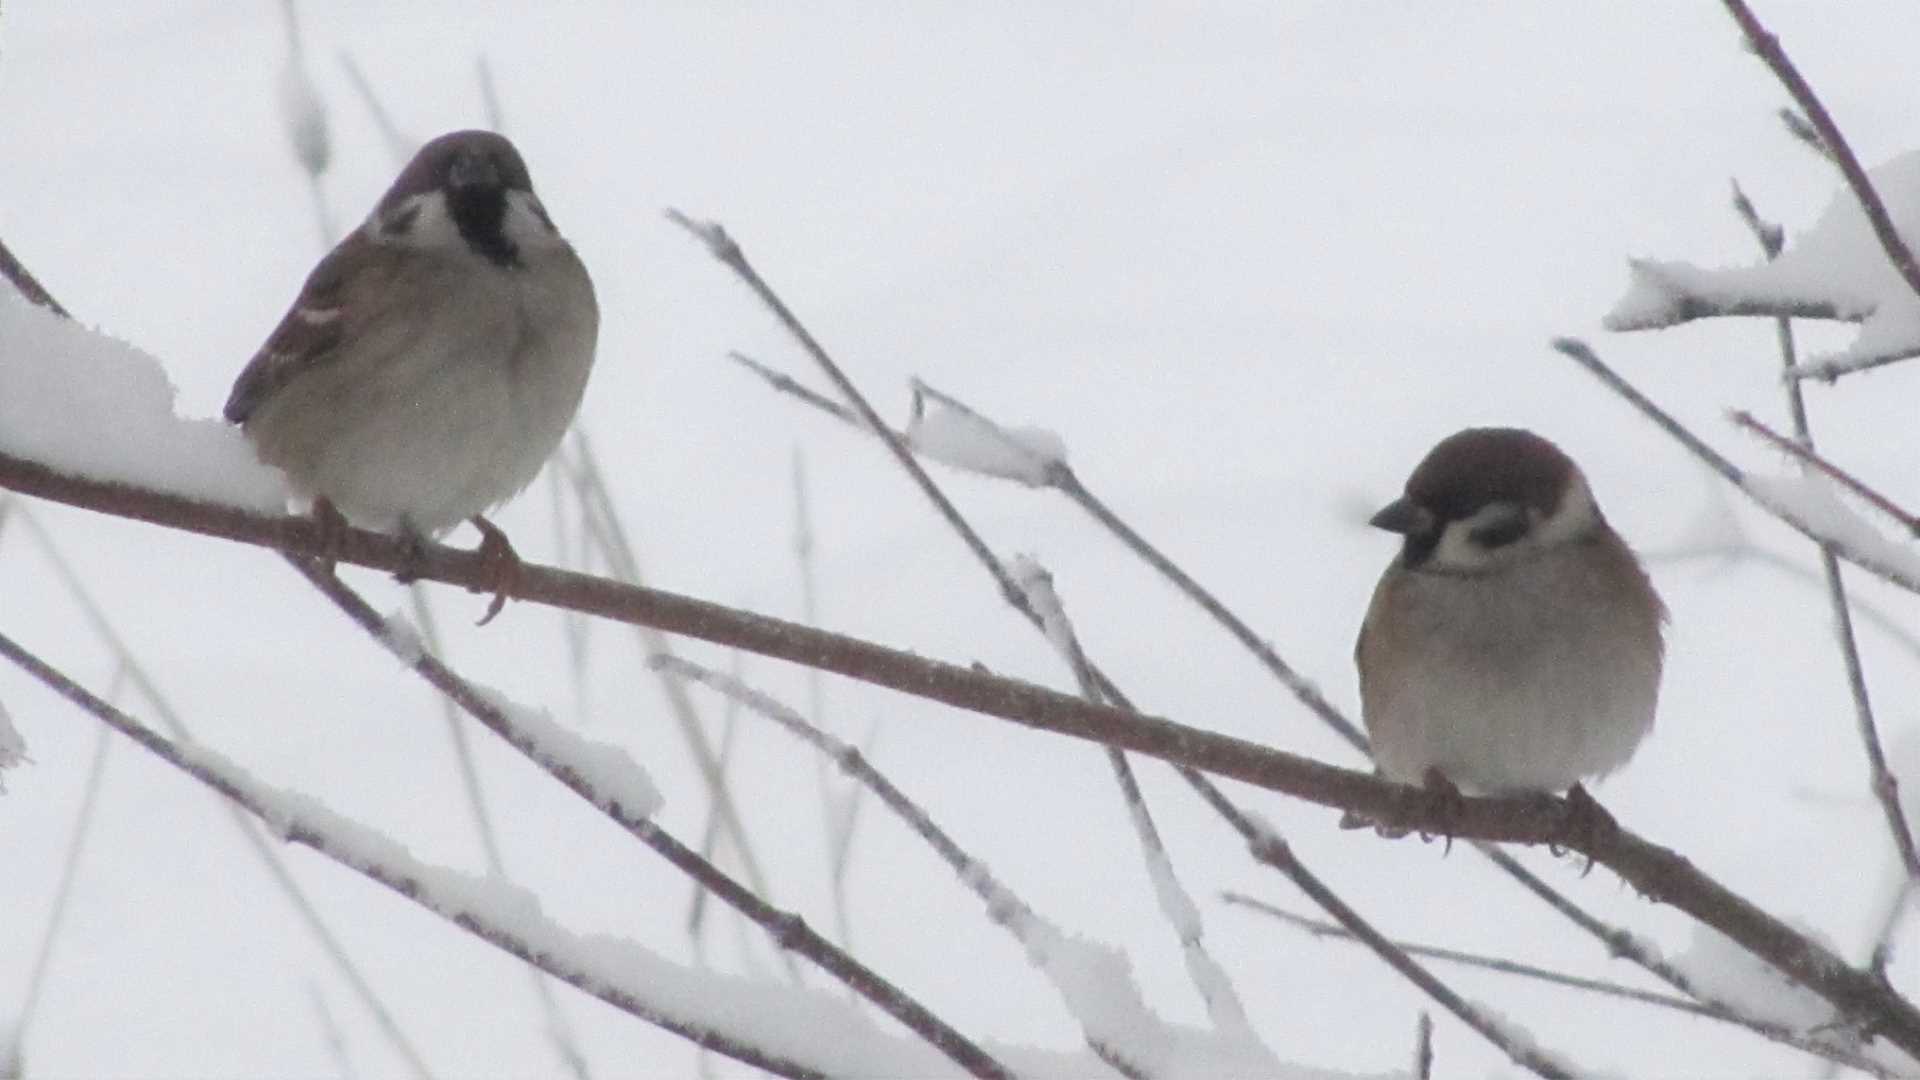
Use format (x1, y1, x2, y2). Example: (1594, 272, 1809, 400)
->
(470, 515, 521, 626)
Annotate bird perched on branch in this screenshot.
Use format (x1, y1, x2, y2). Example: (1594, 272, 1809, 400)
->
(226, 130, 598, 623)
(1356, 428, 1665, 796)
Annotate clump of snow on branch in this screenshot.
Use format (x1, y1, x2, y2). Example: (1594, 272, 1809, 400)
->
(1604, 150, 1920, 371)
(903, 391, 1065, 487)
(971, 868, 1281, 1080)
(1675, 925, 1836, 1033)
(1744, 470, 1920, 585)
(469, 686, 664, 819)
(1008, 555, 1080, 662)
(376, 610, 427, 666)
(0, 291, 286, 510)
(0, 697, 27, 792)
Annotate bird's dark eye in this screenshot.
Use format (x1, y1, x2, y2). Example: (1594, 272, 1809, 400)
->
(1469, 512, 1529, 549)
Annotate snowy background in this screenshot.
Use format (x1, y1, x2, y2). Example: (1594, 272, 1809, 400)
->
(4, 2, 1920, 1076)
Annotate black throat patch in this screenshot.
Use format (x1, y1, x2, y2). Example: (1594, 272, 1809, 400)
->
(448, 185, 519, 268)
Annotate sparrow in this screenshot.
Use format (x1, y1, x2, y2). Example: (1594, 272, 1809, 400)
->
(226, 130, 598, 623)
(1355, 428, 1665, 796)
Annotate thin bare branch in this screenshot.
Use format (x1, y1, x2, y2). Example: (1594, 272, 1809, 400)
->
(1229, 893, 1715, 1015)
(306, 983, 355, 1080)
(790, 447, 858, 957)
(0, 237, 68, 318)
(15, 679, 116, 1042)
(667, 211, 1033, 616)
(407, 588, 592, 1080)
(559, 432, 783, 944)
(1226, 891, 1894, 1075)
(686, 649, 745, 945)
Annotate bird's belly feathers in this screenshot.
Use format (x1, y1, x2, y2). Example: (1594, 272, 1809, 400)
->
(1359, 548, 1662, 793)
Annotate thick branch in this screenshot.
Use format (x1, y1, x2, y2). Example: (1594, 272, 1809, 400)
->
(4, 454, 1917, 1056)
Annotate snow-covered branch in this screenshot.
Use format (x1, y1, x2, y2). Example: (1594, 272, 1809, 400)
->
(1552, 338, 1920, 597)
(654, 654, 1287, 1080)
(286, 560, 1015, 1079)
(0, 628, 1030, 1080)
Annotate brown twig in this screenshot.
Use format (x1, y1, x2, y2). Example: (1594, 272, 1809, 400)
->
(8, 445, 1920, 1060)
(1730, 412, 1920, 539)
(0, 237, 68, 318)
(1720, 0, 1920, 306)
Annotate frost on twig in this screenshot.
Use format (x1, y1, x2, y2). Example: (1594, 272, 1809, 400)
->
(1604, 151, 1920, 380)
(0, 696, 26, 792)
(1674, 926, 1841, 1037)
(1742, 470, 1920, 591)
(905, 382, 1067, 488)
(1008, 554, 1258, 1044)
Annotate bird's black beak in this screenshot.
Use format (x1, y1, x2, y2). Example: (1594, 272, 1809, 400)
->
(1368, 497, 1431, 536)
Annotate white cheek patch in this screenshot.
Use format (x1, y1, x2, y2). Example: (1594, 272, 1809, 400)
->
(1429, 515, 1507, 572)
(374, 191, 462, 250)
(1534, 473, 1598, 545)
(502, 190, 566, 250)
(1424, 471, 1601, 574)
